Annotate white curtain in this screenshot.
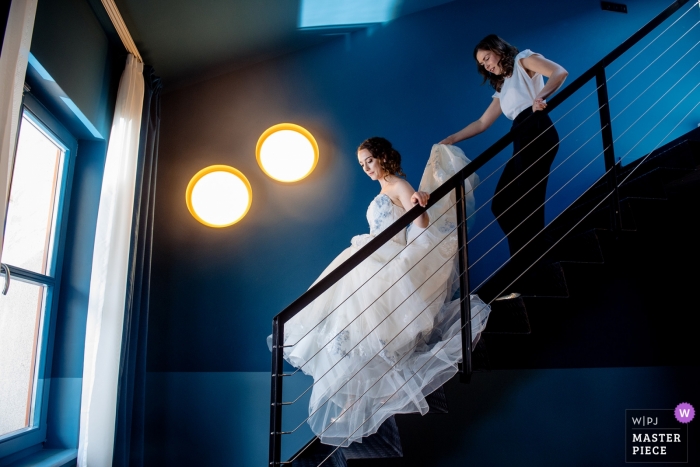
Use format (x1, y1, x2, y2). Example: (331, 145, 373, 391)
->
(0, 0, 38, 260)
(79, 54, 144, 467)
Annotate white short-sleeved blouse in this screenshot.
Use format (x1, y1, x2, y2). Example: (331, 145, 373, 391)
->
(492, 49, 545, 120)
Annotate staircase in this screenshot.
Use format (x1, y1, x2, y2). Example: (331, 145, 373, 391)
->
(478, 127, 700, 371)
(286, 125, 700, 466)
(270, 1, 700, 465)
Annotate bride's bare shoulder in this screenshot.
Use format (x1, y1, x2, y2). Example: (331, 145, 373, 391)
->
(390, 177, 416, 194)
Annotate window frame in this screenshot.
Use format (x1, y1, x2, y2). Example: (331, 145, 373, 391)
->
(0, 91, 77, 456)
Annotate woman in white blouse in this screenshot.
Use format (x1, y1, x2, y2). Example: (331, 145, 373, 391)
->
(440, 34, 568, 273)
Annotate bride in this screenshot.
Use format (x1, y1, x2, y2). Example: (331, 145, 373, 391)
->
(275, 137, 490, 447)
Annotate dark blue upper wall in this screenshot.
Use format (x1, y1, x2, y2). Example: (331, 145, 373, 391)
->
(149, 0, 693, 372)
(30, 0, 119, 139)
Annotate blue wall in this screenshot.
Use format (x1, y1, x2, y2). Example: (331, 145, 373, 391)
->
(7, 0, 696, 464)
(150, 0, 698, 374)
(30, 0, 118, 138)
(145, 372, 314, 465)
(144, 366, 699, 466)
(145, 1, 700, 464)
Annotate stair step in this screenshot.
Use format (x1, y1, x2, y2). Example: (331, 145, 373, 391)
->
(291, 441, 348, 467)
(425, 386, 449, 414)
(288, 119, 700, 467)
(619, 196, 671, 231)
(618, 198, 638, 231)
(472, 335, 490, 372)
(548, 228, 605, 263)
(568, 197, 643, 233)
(547, 139, 699, 237)
(290, 417, 403, 465)
(619, 166, 695, 199)
(548, 176, 681, 236)
(619, 139, 700, 177)
(664, 164, 700, 197)
(516, 262, 569, 298)
(548, 192, 612, 236)
(483, 296, 531, 334)
(342, 417, 402, 460)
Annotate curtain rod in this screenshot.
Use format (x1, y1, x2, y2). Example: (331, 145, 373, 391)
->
(100, 0, 142, 62)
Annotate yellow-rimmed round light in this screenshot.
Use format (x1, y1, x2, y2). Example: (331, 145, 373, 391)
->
(186, 165, 252, 228)
(256, 123, 319, 182)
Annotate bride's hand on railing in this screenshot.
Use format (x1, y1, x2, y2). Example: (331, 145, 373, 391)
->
(411, 191, 430, 208)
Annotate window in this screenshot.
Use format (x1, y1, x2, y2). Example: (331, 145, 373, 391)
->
(0, 103, 74, 444)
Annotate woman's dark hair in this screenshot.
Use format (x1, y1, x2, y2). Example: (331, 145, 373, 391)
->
(358, 137, 406, 179)
(473, 34, 519, 92)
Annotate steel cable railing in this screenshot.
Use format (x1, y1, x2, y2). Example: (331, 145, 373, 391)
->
(284, 244, 483, 435)
(282, 110, 695, 460)
(277, 199, 493, 417)
(270, 1, 699, 464)
(285, 20, 700, 400)
(464, 18, 700, 249)
(291, 301, 489, 464)
(274, 197, 487, 416)
(274, 177, 484, 406)
(273, 187, 485, 456)
(605, 1, 699, 80)
(284, 258, 489, 461)
(479, 55, 700, 296)
(468, 53, 700, 278)
(490, 87, 700, 299)
(270, 186, 485, 447)
(280, 187, 471, 352)
(461, 1, 700, 232)
(304, 84, 700, 463)
(297, 61, 700, 446)
(270, 1, 686, 332)
(466, 104, 606, 248)
(610, 63, 700, 152)
(469, 127, 608, 282)
(473, 59, 700, 290)
(616, 80, 700, 171)
(279, 233, 464, 406)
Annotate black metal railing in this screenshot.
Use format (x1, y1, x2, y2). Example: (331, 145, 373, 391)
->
(269, 0, 696, 464)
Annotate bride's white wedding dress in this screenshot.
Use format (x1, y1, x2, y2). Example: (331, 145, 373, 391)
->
(275, 144, 491, 447)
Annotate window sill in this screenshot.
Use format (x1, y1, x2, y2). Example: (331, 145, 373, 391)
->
(2, 449, 77, 467)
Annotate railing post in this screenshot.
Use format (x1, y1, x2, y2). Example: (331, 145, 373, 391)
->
(595, 67, 622, 234)
(455, 183, 473, 383)
(269, 318, 284, 466)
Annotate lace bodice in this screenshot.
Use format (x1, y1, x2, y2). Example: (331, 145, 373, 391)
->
(367, 194, 406, 245)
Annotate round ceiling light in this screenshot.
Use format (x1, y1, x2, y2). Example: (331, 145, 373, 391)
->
(256, 123, 319, 182)
(186, 165, 252, 228)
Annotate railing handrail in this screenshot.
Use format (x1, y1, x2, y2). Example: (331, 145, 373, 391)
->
(273, 0, 691, 326)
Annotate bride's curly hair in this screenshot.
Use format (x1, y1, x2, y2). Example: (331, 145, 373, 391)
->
(358, 137, 406, 179)
(473, 34, 519, 92)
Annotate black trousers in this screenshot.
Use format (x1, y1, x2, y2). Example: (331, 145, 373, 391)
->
(491, 108, 559, 266)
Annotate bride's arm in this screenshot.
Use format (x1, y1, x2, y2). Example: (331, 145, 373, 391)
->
(394, 180, 430, 228)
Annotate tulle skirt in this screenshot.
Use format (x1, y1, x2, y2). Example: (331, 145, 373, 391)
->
(276, 145, 490, 446)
